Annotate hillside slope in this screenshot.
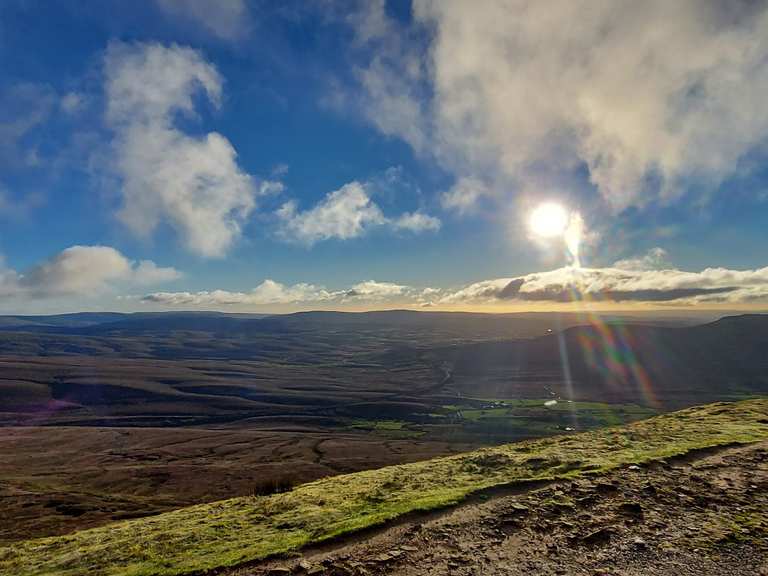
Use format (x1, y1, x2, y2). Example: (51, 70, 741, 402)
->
(438, 314, 768, 408)
(2, 398, 767, 576)
(244, 441, 768, 576)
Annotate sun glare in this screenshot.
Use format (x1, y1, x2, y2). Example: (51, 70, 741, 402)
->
(529, 202, 584, 268)
(529, 202, 569, 238)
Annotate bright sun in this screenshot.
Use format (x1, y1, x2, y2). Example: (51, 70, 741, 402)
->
(529, 202, 569, 238)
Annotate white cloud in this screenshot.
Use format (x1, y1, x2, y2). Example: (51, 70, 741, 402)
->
(392, 211, 441, 233)
(0, 261, 21, 299)
(60, 92, 84, 114)
(346, 280, 407, 299)
(440, 177, 491, 214)
(277, 182, 385, 245)
(105, 42, 222, 123)
(337, 2, 430, 153)
(105, 42, 262, 258)
(439, 264, 768, 305)
(248, 280, 335, 304)
(0, 246, 180, 299)
(143, 278, 436, 307)
(357, 57, 428, 153)
(277, 181, 441, 245)
(143, 280, 335, 306)
(439, 278, 514, 305)
(259, 180, 285, 196)
(156, 0, 249, 41)
(416, 286, 443, 307)
(613, 247, 672, 271)
(350, 1, 768, 213)
(132, 260, 184, 285)
(346, 0, 391, 45)
(143, 260, 768, 309)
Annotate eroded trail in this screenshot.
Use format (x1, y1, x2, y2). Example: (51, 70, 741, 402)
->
(233, 441, 768, 576)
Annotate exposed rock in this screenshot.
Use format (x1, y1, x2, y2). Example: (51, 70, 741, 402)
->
(295, 559, 314, 572)
(617, 502, 644, 518)
(372, 553, 393, 563)
(579, 527, 617, 547)
(595, 481, 618, 493)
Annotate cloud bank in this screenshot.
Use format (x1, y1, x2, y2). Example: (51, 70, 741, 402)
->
(439, 264, 768, 306)
(143, 252, 768, 308)
(0, 246, 180, 299)
(350, 0, 768, 212)
(143, 279, 421, 306)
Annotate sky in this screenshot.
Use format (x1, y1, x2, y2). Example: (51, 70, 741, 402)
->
(1, 0, 768, 314)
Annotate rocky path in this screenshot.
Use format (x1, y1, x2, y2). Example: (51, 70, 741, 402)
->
(229, 441, 768, 576)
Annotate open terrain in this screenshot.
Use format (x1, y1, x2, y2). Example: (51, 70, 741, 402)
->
(243, 440, 768, 576)
(1, 310, 766, 545)
(2, 399, 766, 575)
(0, 426, 476, 543)
(0, 311, 761, 431)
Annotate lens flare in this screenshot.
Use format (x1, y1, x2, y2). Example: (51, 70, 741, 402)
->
(524, 207, 660, 413)
(557, 276, 661, 410)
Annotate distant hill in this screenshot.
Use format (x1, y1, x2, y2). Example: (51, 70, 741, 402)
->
(0, 309, 714, 339)
(0, 312, 130, 329)
(0, 312, 268, 335)
(437, 314, 768, 408)
(0, 310, 761, 427)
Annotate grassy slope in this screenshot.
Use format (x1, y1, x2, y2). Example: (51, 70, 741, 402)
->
(3, 399, 767, 576)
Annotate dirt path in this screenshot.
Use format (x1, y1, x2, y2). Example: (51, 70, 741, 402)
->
(229, 441, 768, 576)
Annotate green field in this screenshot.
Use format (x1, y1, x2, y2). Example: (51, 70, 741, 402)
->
(3, 398, 767, 576)
(346, 419, 425, 438)
(425, 398, 658, 441)
(346, 398, 657, 441)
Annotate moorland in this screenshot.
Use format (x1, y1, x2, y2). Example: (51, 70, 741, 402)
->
(3, 398, 767, 576)
(1, 310, 766, 546)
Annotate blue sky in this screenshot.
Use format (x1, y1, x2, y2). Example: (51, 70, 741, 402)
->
(1, 0, 768, 313)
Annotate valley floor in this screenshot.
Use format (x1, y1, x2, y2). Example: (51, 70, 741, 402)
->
(238, 441, 768, 576)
